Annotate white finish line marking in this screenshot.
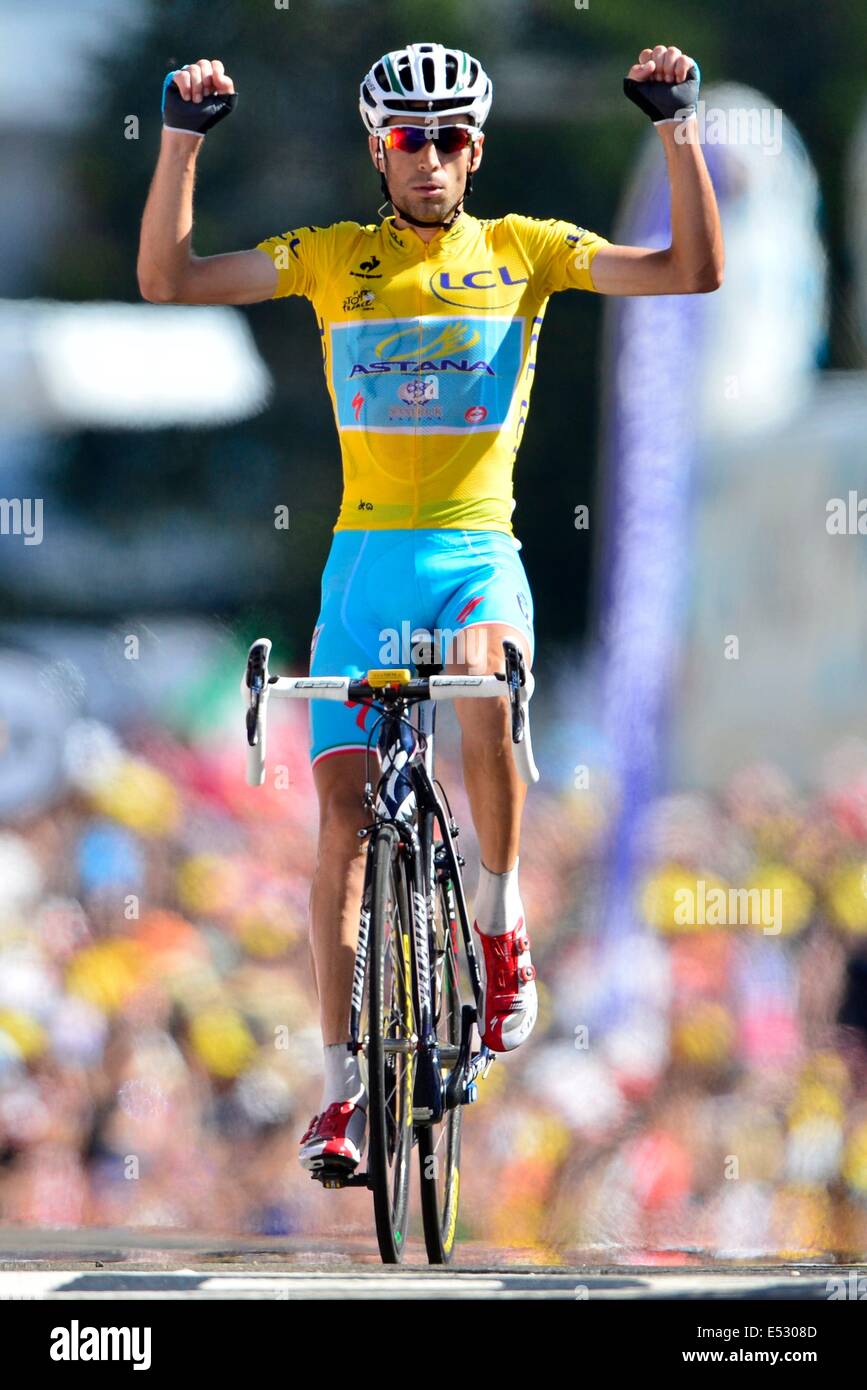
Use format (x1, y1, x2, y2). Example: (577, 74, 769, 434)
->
(0, 1269, 838, 1301)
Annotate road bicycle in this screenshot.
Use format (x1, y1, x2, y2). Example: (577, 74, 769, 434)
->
(243, 633, 538, 1263)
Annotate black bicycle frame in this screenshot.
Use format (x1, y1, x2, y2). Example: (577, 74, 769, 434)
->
(347, 687, 488, 1126)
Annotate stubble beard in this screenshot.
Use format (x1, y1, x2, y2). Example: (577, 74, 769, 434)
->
(406, 187, 449, 221)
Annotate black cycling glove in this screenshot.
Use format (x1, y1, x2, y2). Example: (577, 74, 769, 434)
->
(623, 61, 700, 124)
(161, 69, 237, 135)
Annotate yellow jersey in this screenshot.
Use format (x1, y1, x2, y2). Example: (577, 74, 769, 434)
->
(255, 211, 609, 534)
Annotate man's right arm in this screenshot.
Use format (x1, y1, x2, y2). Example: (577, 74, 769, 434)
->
(137, 62, 278, 306)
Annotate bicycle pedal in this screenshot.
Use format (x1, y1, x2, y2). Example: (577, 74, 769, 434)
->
(315, 1173, 347, 1190)
(310, 1164, 369, 1190)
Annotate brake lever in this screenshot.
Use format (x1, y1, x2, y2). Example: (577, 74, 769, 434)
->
(501, 639, 526, 745)
(245, 638, 272, 746)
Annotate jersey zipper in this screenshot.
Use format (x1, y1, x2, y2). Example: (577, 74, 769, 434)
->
(412, 244, 431, 528)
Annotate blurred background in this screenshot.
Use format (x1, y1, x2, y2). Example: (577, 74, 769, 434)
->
(2, 0, 867, 1259)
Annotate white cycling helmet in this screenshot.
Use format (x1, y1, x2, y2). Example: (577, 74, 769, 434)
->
(359, 42, 493, 135)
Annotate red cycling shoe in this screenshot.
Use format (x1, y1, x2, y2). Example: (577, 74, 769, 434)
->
(473, 917, 538, 1052)
(298, 1100, 367, 1173)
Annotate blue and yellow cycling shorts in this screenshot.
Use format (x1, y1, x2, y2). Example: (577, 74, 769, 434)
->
(308, 529, 535, 768)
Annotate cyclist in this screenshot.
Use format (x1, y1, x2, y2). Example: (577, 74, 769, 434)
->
(138, 42, 723, 1175)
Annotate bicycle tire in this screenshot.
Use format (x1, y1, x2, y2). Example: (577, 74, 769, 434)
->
(364, 824, 416, 1263)
(417, 872, 464, 1263)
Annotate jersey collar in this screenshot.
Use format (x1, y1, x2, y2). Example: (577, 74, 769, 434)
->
(382, 211, 474, 256)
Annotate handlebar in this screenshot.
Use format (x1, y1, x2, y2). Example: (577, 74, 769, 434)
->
(242, 637, 540, 788)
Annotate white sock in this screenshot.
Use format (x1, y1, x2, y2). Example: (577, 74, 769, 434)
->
(473, 857, 524, 938)
(321, 1042, 366, 1111)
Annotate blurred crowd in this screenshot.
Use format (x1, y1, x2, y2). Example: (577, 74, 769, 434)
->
(2, 687, 867, 1261)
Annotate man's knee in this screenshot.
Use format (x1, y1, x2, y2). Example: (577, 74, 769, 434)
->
(445, 623, 532, 678)
(448, 624, 530, 739)
(313, 754, 372, 858)
(456, 695, 512, 745)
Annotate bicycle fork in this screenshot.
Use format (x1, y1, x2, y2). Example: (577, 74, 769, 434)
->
(406, 825, 445, 1126)
(346, 827, 444, 1126)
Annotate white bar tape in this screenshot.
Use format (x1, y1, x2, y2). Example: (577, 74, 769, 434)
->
(246, 736, 266, 788)
(427, 675, 503, 699)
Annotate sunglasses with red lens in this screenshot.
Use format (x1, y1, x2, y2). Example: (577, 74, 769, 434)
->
(377, 124, 482, 155)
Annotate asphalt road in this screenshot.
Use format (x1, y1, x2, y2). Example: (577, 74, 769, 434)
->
(0, 1230, 860, 1299)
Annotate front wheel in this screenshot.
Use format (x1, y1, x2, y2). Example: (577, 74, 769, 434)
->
(363, 824, 416, 1263)
(418, 872, 464, 1263)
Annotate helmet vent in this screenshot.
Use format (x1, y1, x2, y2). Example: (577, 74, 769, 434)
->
(359, 45, 492, 135)
(381, 96, 472, 116)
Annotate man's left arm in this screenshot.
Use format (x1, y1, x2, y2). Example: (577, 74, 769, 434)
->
(589, 45, 724, 296)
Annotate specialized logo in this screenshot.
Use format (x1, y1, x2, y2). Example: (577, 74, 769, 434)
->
(351, 901, 371, 1014)
(429, 264, 529, 310)
(413, 890, 431, 1013)
(310, 622, 324, 662)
